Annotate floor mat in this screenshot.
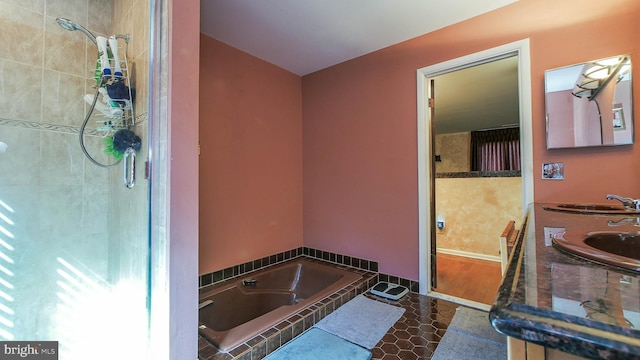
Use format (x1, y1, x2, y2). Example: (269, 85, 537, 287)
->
(314, 294, 405, 349)
(432, 306, 507, 360)
(264, 328, 371, 360)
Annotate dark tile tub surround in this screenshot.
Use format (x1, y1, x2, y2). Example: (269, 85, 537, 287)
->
(198, 249, 422, 359)
(198, 259, 378, 360)
(199, 247, 418, 291)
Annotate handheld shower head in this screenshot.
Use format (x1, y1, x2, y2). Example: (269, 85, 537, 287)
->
(55, 18, 97, 45)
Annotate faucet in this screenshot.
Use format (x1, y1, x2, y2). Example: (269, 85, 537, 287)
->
(242, 279, 258, 286)
(606, 194, 640, 210)
(198, 299, 213, 310)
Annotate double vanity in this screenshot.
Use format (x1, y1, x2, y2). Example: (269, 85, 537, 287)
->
(490, 200, 640, 359)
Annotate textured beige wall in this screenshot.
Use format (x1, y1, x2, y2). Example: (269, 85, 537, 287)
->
(435, 177, 522, 258)
(435, 132, 470, 173)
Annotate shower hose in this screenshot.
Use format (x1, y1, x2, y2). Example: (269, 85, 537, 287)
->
(79, 78, 122, 168)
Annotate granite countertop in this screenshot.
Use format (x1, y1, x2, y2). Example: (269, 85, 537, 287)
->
(490, 203, 640, 359)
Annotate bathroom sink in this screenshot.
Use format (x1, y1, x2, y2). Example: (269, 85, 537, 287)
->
(584, 233, 640, 260)
(543, 203, 638, 215)
(552, 231, 640, 272)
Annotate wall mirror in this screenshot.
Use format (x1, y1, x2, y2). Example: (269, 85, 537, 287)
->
(545, 55, 633, 149)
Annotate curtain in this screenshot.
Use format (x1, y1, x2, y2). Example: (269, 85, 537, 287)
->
(470, 128, 520, 171)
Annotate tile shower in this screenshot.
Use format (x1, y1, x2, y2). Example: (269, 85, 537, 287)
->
(0, 0, 151, 358)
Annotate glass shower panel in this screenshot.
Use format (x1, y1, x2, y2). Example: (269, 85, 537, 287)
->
(0, 1, 151, 358)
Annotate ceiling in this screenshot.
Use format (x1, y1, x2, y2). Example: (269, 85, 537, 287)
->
(434, 56, 520, 134)
(200, 0, 521, 133)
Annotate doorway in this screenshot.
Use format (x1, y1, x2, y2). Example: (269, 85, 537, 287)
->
(416, 39, 534, 309)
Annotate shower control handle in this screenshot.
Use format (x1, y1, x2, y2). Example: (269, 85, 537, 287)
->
(123, 147, 136, 189)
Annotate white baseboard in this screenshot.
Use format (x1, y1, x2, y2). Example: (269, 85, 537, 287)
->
(436, 248, 501, 263)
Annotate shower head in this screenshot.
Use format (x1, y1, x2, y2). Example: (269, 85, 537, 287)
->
(55, 18, 97, 45)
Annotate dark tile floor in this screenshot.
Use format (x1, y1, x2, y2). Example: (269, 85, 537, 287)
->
(366, 292, 457, 360)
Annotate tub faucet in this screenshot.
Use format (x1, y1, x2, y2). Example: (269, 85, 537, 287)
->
(606, 194, 640, 210)
(243, 279, 257, 286)
(198, 300, 213, 310)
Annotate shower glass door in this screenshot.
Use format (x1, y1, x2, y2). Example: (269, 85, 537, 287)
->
(0, 1, 152, 358)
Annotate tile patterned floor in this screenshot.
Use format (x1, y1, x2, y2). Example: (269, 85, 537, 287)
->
(366, 293, 457, 360)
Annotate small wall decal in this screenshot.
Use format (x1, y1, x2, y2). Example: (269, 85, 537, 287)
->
(542, 162, 564, 180)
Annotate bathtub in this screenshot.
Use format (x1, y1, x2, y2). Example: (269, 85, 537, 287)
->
(198, 258, 362, 351)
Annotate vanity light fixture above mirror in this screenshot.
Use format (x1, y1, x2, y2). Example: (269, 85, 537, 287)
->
(572, 55, 631, 100)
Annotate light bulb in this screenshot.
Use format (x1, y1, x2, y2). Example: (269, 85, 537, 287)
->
(584, 65, 609, 79)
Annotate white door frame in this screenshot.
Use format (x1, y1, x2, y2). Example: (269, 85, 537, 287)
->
(416, 39, 534, 307)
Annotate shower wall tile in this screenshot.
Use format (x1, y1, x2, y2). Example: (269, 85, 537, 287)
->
(131, 0, 150, 60)
(132, 50, 149, 117)
(1, 0, 155, 347)
(0, 127, 40, 186)
(12, 244, 59, 340)
(66, 232, 109, 279)
(0, 60, 43, 123)
(39, 185, 84, 239)
(87, 0, 113, 37)
(82, 186, 109, 236)
(40, 131, 84, 185)
(112, 0, 125, 26)
(0, 3, 44, 66)
(111, 1, 127, 49)
(46, 0, 88, 24)
(0, 185, 41, 242)
(82, 136, 111, 186)
(113, 0, 148, 119)
(44, 15, 87, 76)
(42, 70, 86, 126)
(1, 0, 45, 13)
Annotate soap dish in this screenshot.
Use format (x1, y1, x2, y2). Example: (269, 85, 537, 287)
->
(370, 282, 409, 300)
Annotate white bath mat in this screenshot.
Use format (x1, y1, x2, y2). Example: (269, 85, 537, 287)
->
(314, 294, 405, 349)
(432, 306, 507, 360)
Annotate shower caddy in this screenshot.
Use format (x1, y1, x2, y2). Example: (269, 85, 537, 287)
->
(82, 33, 140, 189)
(94, 34, 135, 131)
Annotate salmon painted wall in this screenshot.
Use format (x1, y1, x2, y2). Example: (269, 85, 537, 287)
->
(302, 0, 640, 280)
(199, 35, 303, 274)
